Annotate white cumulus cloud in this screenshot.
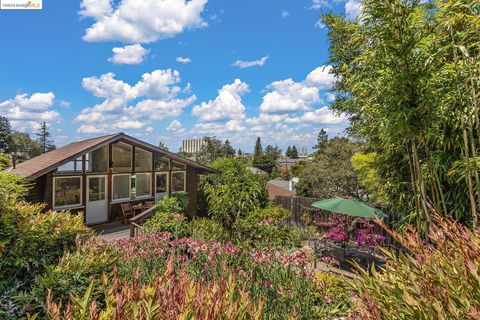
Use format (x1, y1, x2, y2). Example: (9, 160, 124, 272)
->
(192, 79, 249, 122)
(260, 79, 320, 114)
(191, 119, 246, 135)
(285, 106, 348, 125)
(345, 0, 362, 20)
(79, 0, 208, 43)
(0, 92, 61, 132)
(166, 119, 185, 134)
(176, 56, 192, 64)
(232, 56, 268, 69)
(310, 0, 329, 10)
(76, 69, 195, 134)
(260, 65, 336, 114)
(108, 44, 149, 64)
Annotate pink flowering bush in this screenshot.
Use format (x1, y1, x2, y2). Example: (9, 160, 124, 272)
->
(39, 231, 352, 319)
(115, 232, 333, 319)
(317, 214, 385, 249)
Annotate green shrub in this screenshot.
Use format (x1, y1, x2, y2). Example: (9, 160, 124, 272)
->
(33, 237, 119, 305)
(314, 272, 353, 316)
(143, 211, 191, 238)
(189, 218, 228, 242)
(0, 173, 30, 210)
(155, 196, 183, 213)
(351, 215, 480, 319)
(171, 192, 189, 211)
(234, 206, 304, 249)
(0, 154, 10, 170)
(0, 203, 92, 318)
(1, 204, 92, 284)
(142, 196, 192, 238)
(202, 157, 268, 232)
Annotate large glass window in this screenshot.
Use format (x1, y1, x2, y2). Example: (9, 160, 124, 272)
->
(135, 173, 151, 198)
(88, 145, 108, 172)
(112, 174, 131, 201)
(112, 142, 132, 172)
(88, 177, 106, 202)
(171, 161, 186, 171)
(154, 155, 169, 171)
(54, 177, 82, 208)
(56, 157, 82, 173)
(135, 147, 152, 172)
(155, 173, 168, 194)
(171, 171, 186, 192)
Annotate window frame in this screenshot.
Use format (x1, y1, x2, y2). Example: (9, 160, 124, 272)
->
(171, 171, 186, 193)
(111, 173, 132, 203)
(155, 172, 169, 195)
(87, 145, 109, 173)
(134, 172, 152, 200)
(111, 141, 133, 173)
(134, 147, 153, 172)
(54, 157, 83, 175)
(52, 176, 83, 210)
(86, 174, 107, 203)
(171, 160, 186, 171)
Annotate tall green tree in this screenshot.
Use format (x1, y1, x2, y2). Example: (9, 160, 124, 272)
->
(323, 0, 480, 229)
(291, 146, 299, 159)
(194, 137, 236, 164)
(253, 137, 263, 158)
(222, 139, 235, 158)
(0, 116, 13, 153)
(11, 132, 42, 160)
(313, 129, 329, 152)
(296, 137, 365, 199)
(285, 146, 292, 158)
(252, 145, 281, 173)
(265, 145, 282, 159)
(36, 122, 55, 154)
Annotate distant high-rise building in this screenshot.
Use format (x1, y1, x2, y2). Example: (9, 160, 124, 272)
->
(299, 146, 308, 158)
(181, 138, 207, 153)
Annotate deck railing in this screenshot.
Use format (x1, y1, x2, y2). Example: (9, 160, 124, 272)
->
(129, 204, 157, 238)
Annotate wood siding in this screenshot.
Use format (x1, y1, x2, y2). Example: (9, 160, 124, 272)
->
(185, 169, 198, 218)
(23, 137, 205, 225)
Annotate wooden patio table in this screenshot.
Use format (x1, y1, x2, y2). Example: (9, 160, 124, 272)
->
(132, 203, 144, 216)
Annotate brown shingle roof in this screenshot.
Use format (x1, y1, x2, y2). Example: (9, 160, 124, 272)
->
(7, 133, 215, 179)
(266, 181, 295, 201)
(7, 134, 120, 179)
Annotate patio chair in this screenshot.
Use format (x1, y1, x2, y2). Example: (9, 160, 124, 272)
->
(121, 203, 134, 224)
(144, 200, 155, 210)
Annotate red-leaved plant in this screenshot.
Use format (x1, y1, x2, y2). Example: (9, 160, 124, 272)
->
(45, 257, 263, 320)
(350, 215, 480, 319)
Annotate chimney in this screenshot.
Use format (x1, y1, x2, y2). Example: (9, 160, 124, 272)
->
(11, 153, 16, 169)
(289, 177, 299, 192)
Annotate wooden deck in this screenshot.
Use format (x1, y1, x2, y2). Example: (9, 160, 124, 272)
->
(92, 221, 130, 241)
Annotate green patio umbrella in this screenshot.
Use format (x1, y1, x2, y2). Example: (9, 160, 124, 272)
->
(311, 198, 386, 219)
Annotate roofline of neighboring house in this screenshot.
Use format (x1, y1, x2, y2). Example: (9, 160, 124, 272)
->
(5, 132, 217, 179)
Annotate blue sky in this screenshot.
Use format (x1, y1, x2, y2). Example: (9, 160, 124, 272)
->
(0, 0, 360, 152)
